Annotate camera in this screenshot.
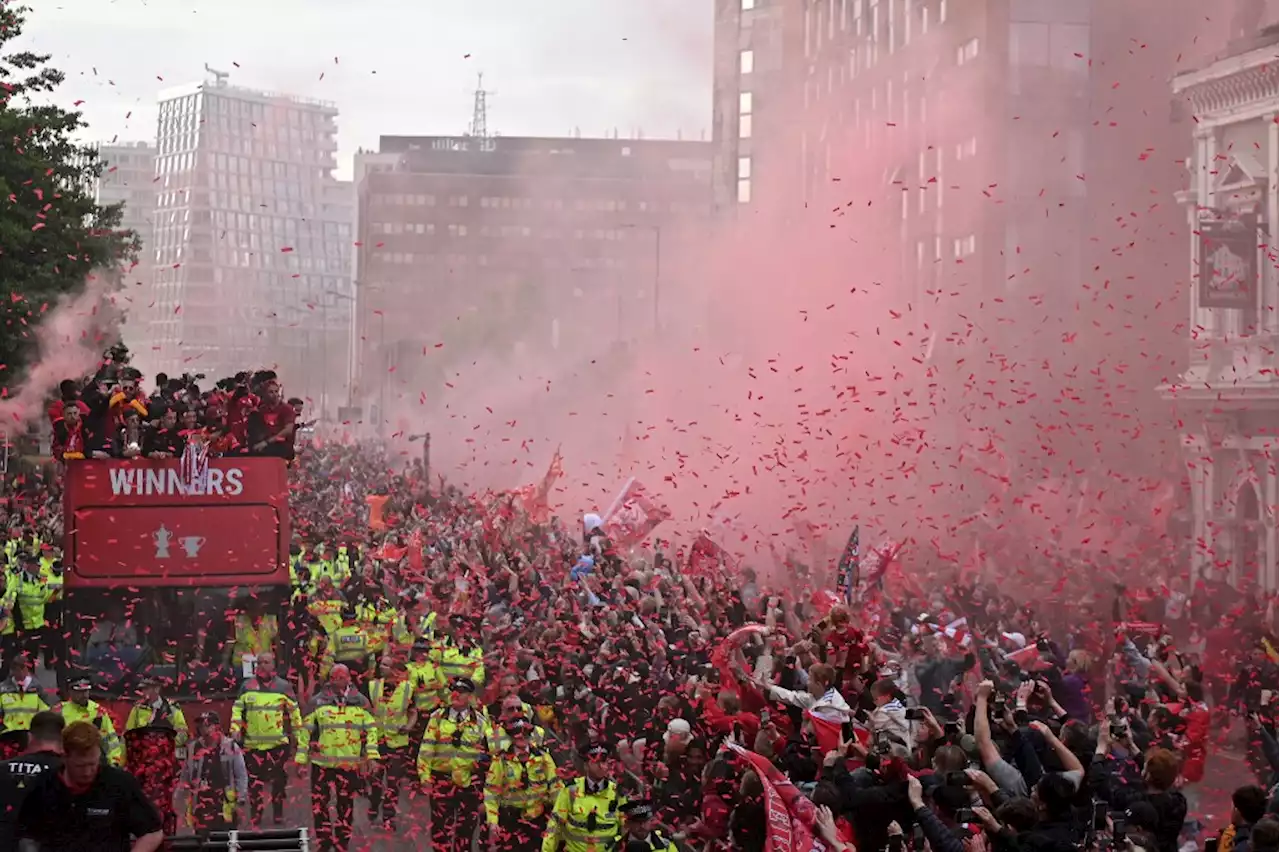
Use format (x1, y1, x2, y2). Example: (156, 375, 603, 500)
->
(1092, 801, 1108, 831)
(944, 771, 969, 788)
(955, 808, 977, 825)
(905, 707, 926, 721)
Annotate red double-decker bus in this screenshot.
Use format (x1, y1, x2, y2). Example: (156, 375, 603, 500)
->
(61, 457, 292, 717)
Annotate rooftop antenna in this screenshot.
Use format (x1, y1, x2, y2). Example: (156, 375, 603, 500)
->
(204, 63, 230, 87)
(468, 72, 493, 141)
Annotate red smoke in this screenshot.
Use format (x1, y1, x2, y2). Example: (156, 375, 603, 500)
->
(389, 4, 1269, 583)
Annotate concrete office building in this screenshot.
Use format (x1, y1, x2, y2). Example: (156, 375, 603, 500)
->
(352, 134, 712, 412)
(92, 141, 156, 246)
(140, 72, 352, 408)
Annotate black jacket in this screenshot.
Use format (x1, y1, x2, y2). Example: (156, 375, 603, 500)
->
(1088, 755, 1186, 852)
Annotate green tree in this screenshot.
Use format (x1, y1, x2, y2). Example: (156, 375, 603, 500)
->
(0, 2, 136, 380)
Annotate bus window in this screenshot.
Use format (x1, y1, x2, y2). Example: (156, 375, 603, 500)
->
(65, 587, 288, 701)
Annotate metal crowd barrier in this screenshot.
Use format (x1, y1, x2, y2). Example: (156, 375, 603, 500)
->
(168, 828, 311, 851)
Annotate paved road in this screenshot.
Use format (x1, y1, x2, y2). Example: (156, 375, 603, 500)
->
(176, 778, 467, 851)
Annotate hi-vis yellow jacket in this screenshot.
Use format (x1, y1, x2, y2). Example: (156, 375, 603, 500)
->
(295, 689, 379, 769)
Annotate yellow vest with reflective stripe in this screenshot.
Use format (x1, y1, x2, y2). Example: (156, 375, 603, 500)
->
(15, 572, 49, 629)
(541, 778, 623, 852)
(432, 642, 485, 687)
(308, 599, 343, 636)
(62, 700, 125, 766)
(369, 678, 413, 749)
(407, 660, 443, 713)
(357, 603, 395, 654)
(416, 708, 490, 787)
(230, 678, 301, 751)
(329, 624, 371, 664)
(483, 748, 560, 825)
(232, 615, 278, 666)
(335, 547, 353, 584)
(0, 689, 50, 732)
(296, 697, 379, 768)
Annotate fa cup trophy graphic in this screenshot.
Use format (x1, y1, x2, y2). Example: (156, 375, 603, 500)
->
(153, 525, 173, 559)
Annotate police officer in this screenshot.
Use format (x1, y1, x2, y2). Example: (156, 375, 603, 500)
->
(485, 718, 561, 852)
(619, 800, 679, 852)
(12, 554, 55, 670)
(0, 655, 58, 736)
(229, 652, 301, 827)
(407, 638, 443, 737)
(125, 676, 189, 758)
(431, 613, 486, 688)
(61, 678, 124, 766)
(324, 604, 373, 685)
(366, 652, 417, 831)
(489, 685, 542, 754)
(541, 742, 624, 852)
(295, 664, 379, 852)
(417, 676, 491, 852)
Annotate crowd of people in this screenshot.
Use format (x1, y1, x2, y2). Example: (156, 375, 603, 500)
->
(0, 353, 1274, 852)
(47, 343, 305, 463)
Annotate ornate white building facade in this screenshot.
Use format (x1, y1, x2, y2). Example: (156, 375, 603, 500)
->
(1165, 26, 1278, 593)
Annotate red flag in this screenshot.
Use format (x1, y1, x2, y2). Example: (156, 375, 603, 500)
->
(727, 744, 825, 852)
(688, 530, 737, 578)
(804, 709, 869, 756)
(518, 447, 563, 524)
(600, 477, 670, 549)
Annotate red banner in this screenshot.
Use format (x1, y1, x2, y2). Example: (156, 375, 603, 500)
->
(728, 744, 825, 852)
(63, 458, 290, 587)
(600, 477, 670, 549)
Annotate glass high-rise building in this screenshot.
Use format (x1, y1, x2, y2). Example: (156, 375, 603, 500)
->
(141, 75, 352, 408)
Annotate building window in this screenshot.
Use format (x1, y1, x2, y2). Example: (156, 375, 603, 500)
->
(953, 234, 975, 257)
(737, 178, 752, 204)
(740, 115, 753, 139)
(1010, 22, 1049, 67)
(738, 156, 752, 181)
(957, 38, 979, 65)
(742, 0, 755, 8)
(740, 92, 753, 115)
(740, 49, 755, 75)
(939, 0, 946, 22)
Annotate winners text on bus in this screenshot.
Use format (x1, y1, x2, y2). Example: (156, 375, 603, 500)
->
(108, 467, 245, 497)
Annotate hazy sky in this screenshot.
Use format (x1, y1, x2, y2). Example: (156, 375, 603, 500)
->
(17, 0, 713, 178)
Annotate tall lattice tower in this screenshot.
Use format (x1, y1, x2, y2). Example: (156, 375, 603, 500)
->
(468, 72, 493, 141)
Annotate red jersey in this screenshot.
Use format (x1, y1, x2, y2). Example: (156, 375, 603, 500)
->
(227, 393, 259, 443)
(258, 401, 295, 441)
